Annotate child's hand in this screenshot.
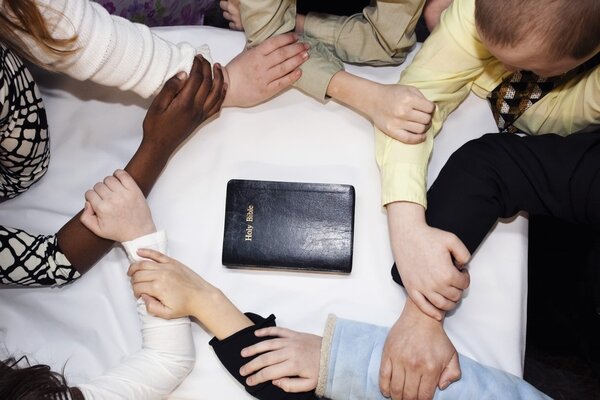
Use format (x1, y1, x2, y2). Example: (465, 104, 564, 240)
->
(368, 84, 435, 144)
(387, 202, 470, 320)
(220, 0, 242, 31)
(223, 33, 308, 108)
(128, 249, 214, 319)
(80, 170, 156, 242)
(239, 327, 321, 393)
(142, 55, 226, 155)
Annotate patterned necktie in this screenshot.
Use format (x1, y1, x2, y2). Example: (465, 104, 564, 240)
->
(489, 52, 600, 134)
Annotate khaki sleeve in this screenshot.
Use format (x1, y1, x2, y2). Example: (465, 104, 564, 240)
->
(239, 0, 343, 101)
(304, 0, 425, 66)
(376, 0, 491, 207)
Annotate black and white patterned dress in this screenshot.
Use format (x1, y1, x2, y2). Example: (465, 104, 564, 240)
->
(0, 43, 79, 286)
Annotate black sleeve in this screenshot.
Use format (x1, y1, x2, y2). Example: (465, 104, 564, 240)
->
(209, 313, 319, 400)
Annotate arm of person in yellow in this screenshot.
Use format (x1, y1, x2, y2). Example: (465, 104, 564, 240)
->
(380, 0, 491, 312)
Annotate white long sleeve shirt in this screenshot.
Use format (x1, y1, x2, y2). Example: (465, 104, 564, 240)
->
(10, 0, 210, 98)
(76, 231, 195, 399)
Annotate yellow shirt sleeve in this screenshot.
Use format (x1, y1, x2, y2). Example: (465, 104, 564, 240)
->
(376, 0, 493, 207)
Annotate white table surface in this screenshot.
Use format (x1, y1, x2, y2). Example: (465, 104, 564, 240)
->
(0, 26, 528, 399)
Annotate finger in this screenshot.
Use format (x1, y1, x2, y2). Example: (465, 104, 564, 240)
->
(219, 0, 228, 11)
(267, 49, 308, 83)
(203, 63, 225, 117)
(412, 96, 436, 114)
(92, 182, 112, 200)
(130, 270, 161, 285)
(266, 69, 302, 95)
(440, 286, 464, 303)
(228, 21, 242, 31)
(103, 175, 121, 192)
(407, 109, 433, 125)
(438, 352, 461, 390)
(136, 248, 171, 263)
(258, 32, 299, 56)
(418, 370, 437, 400)
(449, 237, 471, 268)
(254, 326, 295, 338)
(265, 41, 308, 72)
(132, 281, 161, 299)
(149, 72, 187, 114)
(84, 189, 102, 210)
(141, 293, 173, 318)
(128, 260, 160, 276)
(79, 201, 99, 234)
(410, 290, 443, 321)
(401, 371, 419, 400)
(386, 128, 427, 144)
(179, 56, 209, 105)
(397, 120, 430, 135)
(453, 270, 470, 291)
(246, 362, 295, 386)
(273, 377, 315, 393)
(194, 55, 214, 107)
(426, 291, 457, 312)
(113, 169, 138, 191)
(390, 367, 406, 400)
(379, 358, 393, 397)
(241, 338, 285, 358)
(240, 350, 287, 377)
(222, 10, 233, 21)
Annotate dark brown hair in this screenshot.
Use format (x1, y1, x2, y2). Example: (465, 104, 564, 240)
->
(0, 0, 77, 63)
(0, 356, 74, 400)
(475, 0, 600, 59)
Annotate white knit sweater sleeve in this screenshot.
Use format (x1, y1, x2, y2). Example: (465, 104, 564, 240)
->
(76, 231, 196, 400)
(27, 0, 210, 98)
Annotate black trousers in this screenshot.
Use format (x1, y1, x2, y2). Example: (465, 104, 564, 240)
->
(426, 131, 600, 253)
(426, 131, 600, 377)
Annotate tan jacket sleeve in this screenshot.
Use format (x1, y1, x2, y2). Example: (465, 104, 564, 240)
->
(304, 0, 425, 66)
(239, 0, 343, 101)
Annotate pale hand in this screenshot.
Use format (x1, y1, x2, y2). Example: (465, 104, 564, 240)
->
(128, 249, 213, 319)
(220, 0, 242, 31)
(80, 169, 155, 242)
(388, 202, 470, 320)
(239, 326, 321, 393)
(424, 0, 453, 32)
(380, 299, 461, 400)
(368, 84, 435, 144)
(223, 33, 309, 108)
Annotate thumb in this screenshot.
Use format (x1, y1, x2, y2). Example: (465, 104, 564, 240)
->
(141, 293, 172, 319)
(273, 377, 316, 393)
(80, 202, 100, 235)
(149, 72, 188, 114)
(438, 352, 461, 390)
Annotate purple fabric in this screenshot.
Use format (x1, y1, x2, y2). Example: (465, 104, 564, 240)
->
(96, 0, 215, 26)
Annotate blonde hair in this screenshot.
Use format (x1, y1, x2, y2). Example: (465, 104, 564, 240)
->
(475, 0, 600, 60)
(0, 0, 77, 63)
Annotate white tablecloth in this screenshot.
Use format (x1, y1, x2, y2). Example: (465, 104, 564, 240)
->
(0, 26, 528, 399)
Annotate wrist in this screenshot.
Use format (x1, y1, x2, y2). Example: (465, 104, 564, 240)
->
(221, 65, 234, 107)
(327, 72, 378, 117)
(404, 297, 445, 325)
(387, 201, 427, 235)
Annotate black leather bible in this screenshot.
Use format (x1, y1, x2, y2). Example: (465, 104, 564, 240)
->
(222, 179, 355, 273)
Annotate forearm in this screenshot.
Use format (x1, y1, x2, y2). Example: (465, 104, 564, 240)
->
(31, 0, 200, 98)
(327, 71, 381, 117)
(189, 286, 253, 340)
(57, 141, 171, 274)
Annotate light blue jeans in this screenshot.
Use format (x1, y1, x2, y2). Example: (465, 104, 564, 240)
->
(323, 318, 551, 400)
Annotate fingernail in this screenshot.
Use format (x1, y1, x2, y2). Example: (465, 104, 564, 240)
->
(176, 71, 187, 80)
(302, 51, 309, 59)
(240, 349, 247, 357)
(215, 63, 221, 70)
